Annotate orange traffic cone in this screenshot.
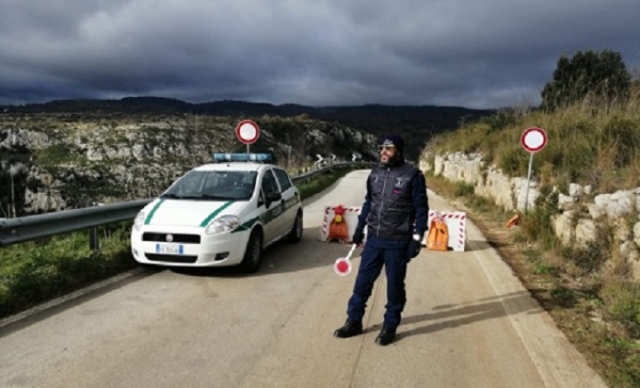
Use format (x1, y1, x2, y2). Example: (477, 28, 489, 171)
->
(505, 213, 520, 229)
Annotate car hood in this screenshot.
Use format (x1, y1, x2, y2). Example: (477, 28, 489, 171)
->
(142, 198, 245, 227)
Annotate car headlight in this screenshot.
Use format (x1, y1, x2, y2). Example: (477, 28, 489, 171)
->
(133, 211, 145, 231)
(205, 215, 241, 235)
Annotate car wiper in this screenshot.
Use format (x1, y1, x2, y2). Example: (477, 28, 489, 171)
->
(160, 193, 182, 199)
(176, 194, 209, 200)
(160, 193, 207, 199)
(161, 193, 233, 200)
(200, 194, 232, 200)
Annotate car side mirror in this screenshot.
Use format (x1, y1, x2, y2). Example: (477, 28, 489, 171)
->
(266, 192, 282, 203)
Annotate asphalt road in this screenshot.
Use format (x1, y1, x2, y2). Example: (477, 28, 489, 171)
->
(0, 170, 607, 388)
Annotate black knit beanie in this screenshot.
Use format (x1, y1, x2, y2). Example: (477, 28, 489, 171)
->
(379, 133, 405, 155)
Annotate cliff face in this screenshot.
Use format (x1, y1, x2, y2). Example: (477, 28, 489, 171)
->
(0, 113, 378, 217)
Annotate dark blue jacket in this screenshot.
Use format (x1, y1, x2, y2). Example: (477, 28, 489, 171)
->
(356, 161, 429, 241)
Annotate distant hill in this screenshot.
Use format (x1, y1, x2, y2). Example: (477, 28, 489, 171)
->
(0, 97, 496, 160)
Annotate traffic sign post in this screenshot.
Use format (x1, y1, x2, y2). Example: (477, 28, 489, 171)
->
(235, 120, 260, 154)
(520, 127, 548, 213)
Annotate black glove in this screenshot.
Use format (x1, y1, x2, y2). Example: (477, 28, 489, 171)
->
(407, 238, 422, 262)
(351, 228, 365, 245)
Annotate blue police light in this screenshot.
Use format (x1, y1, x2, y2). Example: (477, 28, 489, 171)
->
(212, 153, 273, 163)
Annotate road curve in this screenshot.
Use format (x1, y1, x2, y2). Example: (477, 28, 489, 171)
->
(0, 170, 606, 388)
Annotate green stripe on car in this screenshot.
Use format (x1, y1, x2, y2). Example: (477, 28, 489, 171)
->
(144, 199, 165, 225)
(199, 201, 235, 227)
(231, 216, 259, 233)
(231, 196, 299, 234)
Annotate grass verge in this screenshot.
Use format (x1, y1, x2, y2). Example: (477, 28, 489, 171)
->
(296, 166, 354, 199)
(0, 223, 136, 319)
(425, 171, 640, 387)
(0, 166, 358, 321)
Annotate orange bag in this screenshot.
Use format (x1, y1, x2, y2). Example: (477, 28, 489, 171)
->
(328, 205, 349, 243)
(328, 219, 349, 243)
(426, 215, 449, 251)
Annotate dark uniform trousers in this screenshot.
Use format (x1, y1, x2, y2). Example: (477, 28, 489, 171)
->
(347, 235, 409, 329)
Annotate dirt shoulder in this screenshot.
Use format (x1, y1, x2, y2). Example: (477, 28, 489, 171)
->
(426, 176, 640, 388)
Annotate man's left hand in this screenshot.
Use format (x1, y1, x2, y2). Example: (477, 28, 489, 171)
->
(407, 237, 422, 262)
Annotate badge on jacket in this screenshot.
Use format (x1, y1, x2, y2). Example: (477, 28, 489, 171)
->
(393, 178, 406, 194)
(394, 178, 405, 188)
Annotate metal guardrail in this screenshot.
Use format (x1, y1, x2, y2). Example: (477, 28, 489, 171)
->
(0, 161, 373, 248)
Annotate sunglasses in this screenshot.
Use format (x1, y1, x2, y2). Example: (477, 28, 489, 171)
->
(378, 144, 396, 151)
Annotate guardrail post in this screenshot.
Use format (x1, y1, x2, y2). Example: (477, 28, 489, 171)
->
(89, 202, 103, 251)
(89, 225, 99, 251)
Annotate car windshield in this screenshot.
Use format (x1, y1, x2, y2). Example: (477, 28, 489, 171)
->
(160, 170, 258, 201)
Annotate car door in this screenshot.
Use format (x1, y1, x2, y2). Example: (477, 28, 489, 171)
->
(272, 167, 298, 235)
(259, 168, 283, 244)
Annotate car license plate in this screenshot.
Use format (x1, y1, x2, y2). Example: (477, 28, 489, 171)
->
(155, 243, 184, 255)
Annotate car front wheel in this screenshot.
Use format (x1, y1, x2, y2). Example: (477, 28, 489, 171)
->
(239, 229, 263, 273)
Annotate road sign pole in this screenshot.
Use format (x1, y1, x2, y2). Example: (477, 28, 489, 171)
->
(520, 127, 548, 214)
(524, 152, 534, 214)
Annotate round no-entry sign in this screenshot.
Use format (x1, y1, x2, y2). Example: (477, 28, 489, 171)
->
(235, 120, 260, 145)
(521, 127, 548, 153)
(334, 244, 357, 276)
(334, 257, 352, 276)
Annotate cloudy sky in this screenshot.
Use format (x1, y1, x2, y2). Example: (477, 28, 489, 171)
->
(1, 0, 639, 109)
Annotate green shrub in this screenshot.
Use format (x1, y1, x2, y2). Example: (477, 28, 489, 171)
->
(600, 117, 640, 167)
(560, 240, 610, 275)
(453, 182, 475, 197)
(600, 281, 640, 328)
(498, 147, 529, 176)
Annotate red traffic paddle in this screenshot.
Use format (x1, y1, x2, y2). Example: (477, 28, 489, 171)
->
(334, 244, 357, 276)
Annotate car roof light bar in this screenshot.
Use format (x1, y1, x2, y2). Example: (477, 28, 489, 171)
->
(212, 153, 273, 163)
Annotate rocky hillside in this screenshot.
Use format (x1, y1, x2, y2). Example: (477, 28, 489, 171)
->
(0, 112, 378, 217)
(2, 97, 495, 161)
(420, 149, 640, 281)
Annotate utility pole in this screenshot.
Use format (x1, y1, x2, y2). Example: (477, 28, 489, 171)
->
(193, 112, 198, 166)
(193, 113, 198, 166)
(9, 163, 24, 218)
(10, 172, 15, 218)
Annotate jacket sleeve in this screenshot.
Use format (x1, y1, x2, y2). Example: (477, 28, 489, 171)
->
(356, 174, 372, 231)
(412, 170, 429, 238)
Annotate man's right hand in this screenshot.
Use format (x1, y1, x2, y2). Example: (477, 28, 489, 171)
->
(351, 228, 364, 245)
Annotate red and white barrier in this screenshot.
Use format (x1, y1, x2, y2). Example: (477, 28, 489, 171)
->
(320, 206, 363, 242)
(423, 210, 466, 251)
(320, 206, 467, 251)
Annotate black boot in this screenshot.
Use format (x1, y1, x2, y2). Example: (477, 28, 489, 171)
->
(333, 319, 363, 338)
(375, 326, 396, 346)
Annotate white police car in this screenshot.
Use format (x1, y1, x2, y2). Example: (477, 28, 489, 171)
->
(130, 153, 303, 273)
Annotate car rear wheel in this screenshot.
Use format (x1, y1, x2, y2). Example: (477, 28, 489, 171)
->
(239, 229, 263, 273)
(287, 210, 303, 243)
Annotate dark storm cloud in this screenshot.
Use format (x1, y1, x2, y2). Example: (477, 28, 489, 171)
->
(1, 0, 639, 108)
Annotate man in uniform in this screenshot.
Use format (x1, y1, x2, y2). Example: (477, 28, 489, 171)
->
(333, 133, 429, 346)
